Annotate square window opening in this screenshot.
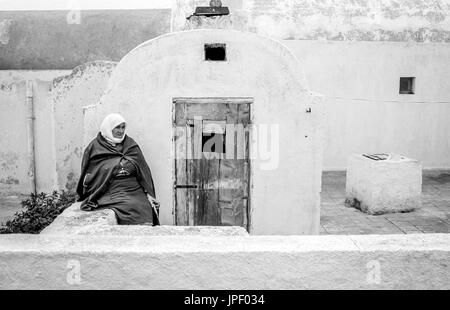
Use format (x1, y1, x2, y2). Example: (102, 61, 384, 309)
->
(399, 77, 415, 94)
(202, 132, 226, 153)
(205, 43, 226, 61)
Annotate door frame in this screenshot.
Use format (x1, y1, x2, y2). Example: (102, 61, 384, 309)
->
(171, 97, 253, 231)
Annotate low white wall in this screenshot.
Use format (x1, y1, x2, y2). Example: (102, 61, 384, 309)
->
(0, 233, 448, 289)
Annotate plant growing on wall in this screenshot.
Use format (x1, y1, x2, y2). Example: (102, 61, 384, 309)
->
(0, 191, 76, 234)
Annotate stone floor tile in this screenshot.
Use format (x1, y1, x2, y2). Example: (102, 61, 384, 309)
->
(320, 170, 450, 235)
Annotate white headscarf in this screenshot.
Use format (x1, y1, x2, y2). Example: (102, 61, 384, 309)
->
(100, 113, 127, 144)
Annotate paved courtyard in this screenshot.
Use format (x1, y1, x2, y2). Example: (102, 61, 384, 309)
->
(320, 170, 450, 234)
(1, 170, 449, 234)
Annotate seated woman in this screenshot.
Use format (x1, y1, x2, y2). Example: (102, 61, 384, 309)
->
(76, 113, 160, 225)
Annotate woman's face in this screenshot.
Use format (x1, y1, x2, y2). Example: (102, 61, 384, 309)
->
(112, 122, 126, 139)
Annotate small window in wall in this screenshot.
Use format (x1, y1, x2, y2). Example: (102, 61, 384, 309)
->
(205, 43, 226, 61)
(399, 77, 415, 94)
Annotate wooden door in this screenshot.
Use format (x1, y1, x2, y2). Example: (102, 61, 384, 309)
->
(173, 98, 251, 230)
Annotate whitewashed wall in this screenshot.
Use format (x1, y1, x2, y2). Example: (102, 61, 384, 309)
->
(0, 64, 115, 194)
(173, 0, 450, 42)
(51, 61, 116, 191)
(1, 234, 449, 289)
(285, 40, 450, 169)
(83, 29, 324, 235)
(0, 71, 70, 193)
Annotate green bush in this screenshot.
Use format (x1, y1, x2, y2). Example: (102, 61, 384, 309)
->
(0, 190, 77, 234)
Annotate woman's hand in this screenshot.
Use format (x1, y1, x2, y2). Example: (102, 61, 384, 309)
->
(146, 194, 160, 210)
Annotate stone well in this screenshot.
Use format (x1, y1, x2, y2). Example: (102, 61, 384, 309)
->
(345, 153, 422, 215)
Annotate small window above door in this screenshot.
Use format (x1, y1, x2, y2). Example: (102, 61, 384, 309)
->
(205, 43, 226, 61)
(399, 77, 415, 94)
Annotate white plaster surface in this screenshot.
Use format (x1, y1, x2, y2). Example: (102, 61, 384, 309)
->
(0, 67, 114, 194)
(243, 0, 450, 42)
(51, 61, 117, 192)
(0, 70, 71, 193)
(0, 233, 448, 289)
(346, 154, 422, 214)
(284, 40, 450, 170)
(171, 0, 450, 42)
(83, 29, 324, 235)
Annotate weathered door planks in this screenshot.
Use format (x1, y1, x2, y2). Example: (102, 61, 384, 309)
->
(173, 98, 251, 229)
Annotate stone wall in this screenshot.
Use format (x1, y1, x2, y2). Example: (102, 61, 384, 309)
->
(0, 9, 171, 69)
(0, 70, 70, 193)
(51, 61, 116, 191)
(0, 62, 115, 194)
(0, 233, 448, 289)
(242, 0, 450, 42)
(148, 0, 450, 42)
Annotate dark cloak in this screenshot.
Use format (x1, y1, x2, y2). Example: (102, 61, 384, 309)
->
(76, 133, 160, 225)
